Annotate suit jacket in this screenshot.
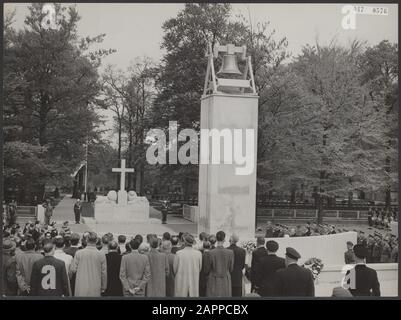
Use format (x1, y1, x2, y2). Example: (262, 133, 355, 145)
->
(227, 244, 246, 288)
(250, 247, 268, 290)
(30, 256, 70, 296)
(171, 246, 180, 254)
(274, 264, 315, 297)
(64, 246, 79, 258)
(119, 250, 150, 296)
(104, 251, 123, 296)
(145, 249, 169, 297)
(349, 264, 380, 297)
(259, 254, 286, 296)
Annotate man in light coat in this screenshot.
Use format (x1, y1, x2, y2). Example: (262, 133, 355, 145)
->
(119, 239, 151, 296)
(174, 233, 202, 297)
(70, 232, 107, 296)
(15, 238, 43, 295)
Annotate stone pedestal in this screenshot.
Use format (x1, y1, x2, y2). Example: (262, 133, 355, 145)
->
(94, 196, 150, 223)
(198, 93, 258, 239)
(37, 205, 44, 224)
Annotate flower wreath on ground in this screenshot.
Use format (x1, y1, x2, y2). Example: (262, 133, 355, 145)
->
(302, 257, 324, 281)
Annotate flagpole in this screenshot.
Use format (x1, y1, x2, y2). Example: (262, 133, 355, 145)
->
(84, 138, 88, 201)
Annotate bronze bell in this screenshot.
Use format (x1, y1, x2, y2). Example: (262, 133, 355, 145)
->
(217, 54, 242, 76)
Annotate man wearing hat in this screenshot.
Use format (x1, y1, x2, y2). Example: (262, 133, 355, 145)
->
(173, 233, 202, 297)
(348, 244, 380, 296)
(274, 247, 315, 296)
(2, 239, 18, 296)
(259, 240, 285, 297)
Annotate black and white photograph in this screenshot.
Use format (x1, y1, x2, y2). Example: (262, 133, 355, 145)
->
(1, 2, 399, 302)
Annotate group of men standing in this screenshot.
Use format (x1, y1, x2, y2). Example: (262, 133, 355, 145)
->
(250, 237, 315, 296)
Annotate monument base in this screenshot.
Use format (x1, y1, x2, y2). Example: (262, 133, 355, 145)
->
(94, 201, 149, 223)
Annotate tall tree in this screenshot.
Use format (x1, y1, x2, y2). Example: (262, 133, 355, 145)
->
(150, 4, 288, 196)
(359, 40, 398, 207)
(3, 3, 113, 202)
(288, 42, 390, 222)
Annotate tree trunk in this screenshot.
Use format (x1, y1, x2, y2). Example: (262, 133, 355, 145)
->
(385, 157, 391, 210)
(316, 194, 323, 224)
(290, 189, 296, 204)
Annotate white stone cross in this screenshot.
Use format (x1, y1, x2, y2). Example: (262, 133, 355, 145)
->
(112, 159, 135, 192)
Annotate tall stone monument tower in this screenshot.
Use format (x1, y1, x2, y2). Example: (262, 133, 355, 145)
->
(198, 43, 259, 239)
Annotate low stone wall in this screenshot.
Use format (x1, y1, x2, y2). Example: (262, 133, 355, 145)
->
(316, 263, 398, 297)
(241, 232, 358, 265)
(182, 204, 199, 223)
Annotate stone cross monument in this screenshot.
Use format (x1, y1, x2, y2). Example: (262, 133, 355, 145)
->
(112, 159, 135, 205)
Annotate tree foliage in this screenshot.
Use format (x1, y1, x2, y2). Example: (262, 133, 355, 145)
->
(3, 3, 113, 202)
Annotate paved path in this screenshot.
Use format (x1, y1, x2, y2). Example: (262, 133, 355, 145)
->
(52, 195, 197, 236)
(52, 195, 92, 233)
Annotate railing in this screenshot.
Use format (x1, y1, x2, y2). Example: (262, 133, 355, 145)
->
(150, 195, 198, 206)
(256, 201, 398, 211)
(256, 208, 372, 220)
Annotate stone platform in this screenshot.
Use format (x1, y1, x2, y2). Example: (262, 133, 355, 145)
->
(94, 202, 149, 223)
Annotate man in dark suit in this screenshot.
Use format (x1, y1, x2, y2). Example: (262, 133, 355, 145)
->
(227, 234, 246, 297)
(348, 244, 380, 296)
(104, 241, 123, 296)
(274, 247, 315, 297)
(259, 240, 285, 296)
(250, 237, 267, 293)
(30, 241, 70, 297)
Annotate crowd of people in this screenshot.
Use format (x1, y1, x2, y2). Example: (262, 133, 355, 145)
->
(368, 207, 397, 229)
(2, 218, 388, 298)
(262, 221, 348, 238)
(353, 230, 398, 263)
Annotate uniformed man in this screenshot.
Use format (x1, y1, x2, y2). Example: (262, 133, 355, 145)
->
(344, 241, 356, 264)
(274, 247, 315, 297)
(371, 235, 382, 263)
(390, 237, 398, 262)
(357, 231, 367, 247)
(380, 238, 392, 263)
(73, 199, 82, 224)
(366, 235, 374, 263)
(367, 208, 373, 226)
(161, 200, 169, 224)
